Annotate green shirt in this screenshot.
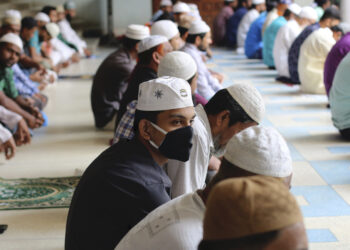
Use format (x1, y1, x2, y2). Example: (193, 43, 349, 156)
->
(0, 67, 19, 99)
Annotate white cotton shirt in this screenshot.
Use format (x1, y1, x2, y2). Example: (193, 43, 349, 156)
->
(166, 104, 213, 198)
(237, 9, 260, 50)
(273, 19, 303, 78)
(181, 43, 222, 100)
(299, 28, 336, 94)
(58, 18, 87, 56)
(50, 37, 76, 64)
(262, 8, 278, 37)
(115, 192, 205, 250)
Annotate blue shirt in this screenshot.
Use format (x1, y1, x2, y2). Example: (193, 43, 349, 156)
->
(12, 64, 39, 96)
(262, 16, 286, 67)
(28, 30, 41, 54)
(245, 12, 267, 59)
(226, 7, 248, 47)
(330, 53, 350, 130)
(288, 22, 320, 83)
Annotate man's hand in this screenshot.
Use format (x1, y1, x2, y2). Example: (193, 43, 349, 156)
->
(26, 114, 43, 129)
(14, 118, 31, 146)
(71, 53, 80, 63)
(2, 137, 16, 160)
(30, 70, 45, 83)
(84, 48, 92, 57)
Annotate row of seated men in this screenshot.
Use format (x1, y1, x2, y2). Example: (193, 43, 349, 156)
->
(0, 1, 90, 160)
(80, 1, 309, 249)
(213, 0, 350, 140)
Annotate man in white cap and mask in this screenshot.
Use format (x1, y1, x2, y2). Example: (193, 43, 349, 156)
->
(236, 0, 266, 54)
(151, 20, 183, 50)
(65, 76, 196, 250)
(0, 33, 43, 129)
(151, 0, 173, 22)
(167, 83, 265, 198)
(58, 1, 91, 57)
(173, 1, 191, 23)
(91, 24, 149, 129)
(181, 20, 223, 100)
(116, 35, 172, 129)
(113, 50, 200, 144)
(115, 126, 292, 250)
(274, 5, 317, 83)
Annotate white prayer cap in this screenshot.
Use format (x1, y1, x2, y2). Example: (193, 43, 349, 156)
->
(5, 10, 21, 20)
(299, 6, 318, 21)
(226, 83, 265, 123)
(3, 10, 21, 26)
(35, 12, 50, 23)
(0, 33, 23, 50)
(173, 2, 191, 13)
(158, 51, 197, 81)
(188, 20, 210, 34)
(224, 126, 292, 178)
(125, 24, 150, 40)
(64, 1, 76, 10)
(288, 3, 301, 15)
(136, 76, 193, 111)
(45, 23, 60, 38)
(57, 5, 65, 13)
(138, 35, 168, 53)
(151, 20, 179, 40)
(252, 0, 265, 5)
(160, 0, 172, 6)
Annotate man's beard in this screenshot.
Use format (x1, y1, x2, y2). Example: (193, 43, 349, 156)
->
(211, 134, 227, 157)
(198, 43, 207, 52)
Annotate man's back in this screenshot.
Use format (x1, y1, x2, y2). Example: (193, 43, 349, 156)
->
(288, 22, 320, 83)
(262, 16, 287, 67)
(115, 192, 205, 250)
(226, 7, 248, 47)
(65, 138, 171, 250)
(324, 32, 350, 95)
(91, 48, 135, 128)
(299, 28, 336, 94)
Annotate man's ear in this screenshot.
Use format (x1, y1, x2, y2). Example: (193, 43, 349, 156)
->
(195, 35, 201, 46)
(215, 110, 230, 128)
(152, 51, 161, 64)
(138, 119, 152, 140)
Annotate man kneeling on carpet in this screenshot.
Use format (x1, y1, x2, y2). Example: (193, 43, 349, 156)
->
(65, 76, 196, 249)
(115, 126, 293, 250)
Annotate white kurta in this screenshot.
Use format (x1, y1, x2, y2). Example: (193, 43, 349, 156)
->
(262, 8, 278, 36)
(181, 43, 222, 100)
(273, 19, 303, 78)
(50, 37, 76, 64)
(58, 18, 87, 56)
(299, 28, 336, 94)
(237, 9, 260, 50)
(115, 192, 205, 250)
(166, 104, 213, 198)
(0, 106, 22, 143)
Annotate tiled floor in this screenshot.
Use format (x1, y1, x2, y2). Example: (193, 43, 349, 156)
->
(0, 47, 349, 249)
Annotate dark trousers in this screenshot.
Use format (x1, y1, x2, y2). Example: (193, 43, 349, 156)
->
(340, 128, 350, 140)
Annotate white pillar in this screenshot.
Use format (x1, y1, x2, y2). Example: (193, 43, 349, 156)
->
(341, 0, 350, 24)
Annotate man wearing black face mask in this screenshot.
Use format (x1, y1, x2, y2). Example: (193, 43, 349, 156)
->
(181, 20, 224, 101)
(65, 76, 196, 250)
